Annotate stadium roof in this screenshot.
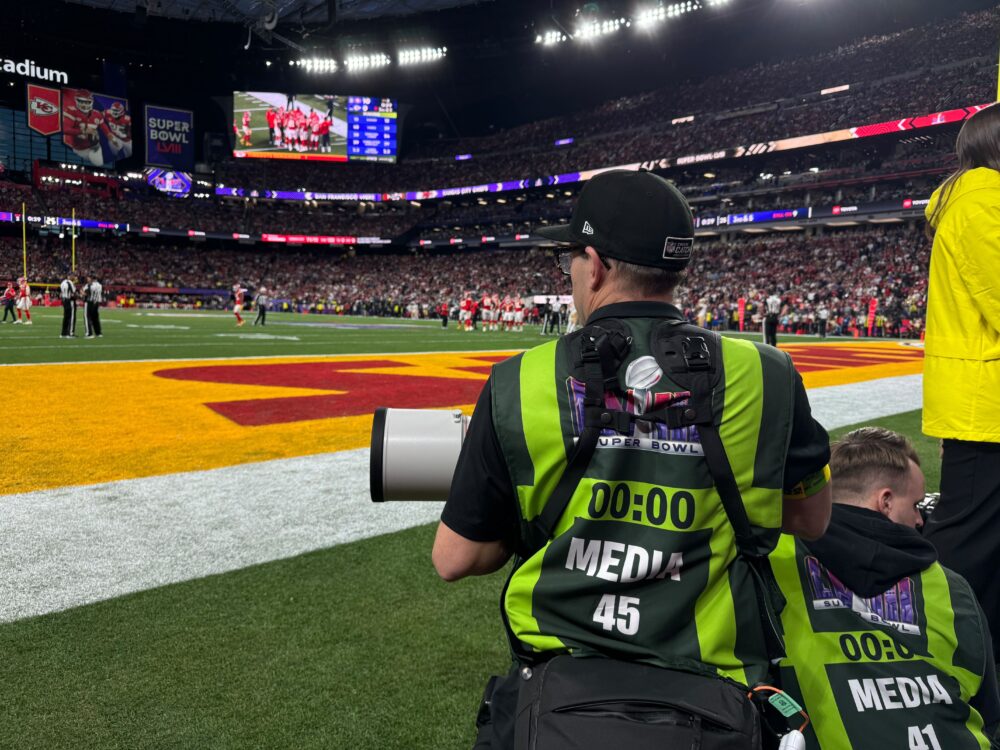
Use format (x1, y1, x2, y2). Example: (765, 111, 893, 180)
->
(62, 0, 490, 24)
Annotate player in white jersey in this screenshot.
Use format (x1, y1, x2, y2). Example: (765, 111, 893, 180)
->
(480, 294, 495, 333)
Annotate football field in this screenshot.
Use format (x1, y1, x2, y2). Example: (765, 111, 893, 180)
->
(0, 308, 931, 749)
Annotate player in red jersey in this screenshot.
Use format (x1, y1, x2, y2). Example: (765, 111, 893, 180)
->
(459, 293, 474, 331)
(104, 101, 132, 159)
(501, 295, 515, 332)
(318, 117, 332, 153)
(233, 283, 245, 326)
(285, 112, 297, 152)
(513, 296, 526, 332)
(265, 107, 276, 145)
(309, 112, 321, 152)
(241, 110, 252, 147)
(63, 89, 108, 166)
(15, 276, 31, 324)
(298, 111, 309, 152)
(273, 107, 284, 148)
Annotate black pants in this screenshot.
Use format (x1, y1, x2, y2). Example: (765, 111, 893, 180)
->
(2, 300, 15, 321)
(61, 299, 76, 336)
(254, 306, 266, 326)
(924, 439, 1000, 659)
(763, 316, 778, 347)
(85, 301, 101, 337)
(818, 320, 827, 339)
(441, 313, 448, 328)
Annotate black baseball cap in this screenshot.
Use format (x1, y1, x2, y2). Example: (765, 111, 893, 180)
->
(536, 169, 695, 270)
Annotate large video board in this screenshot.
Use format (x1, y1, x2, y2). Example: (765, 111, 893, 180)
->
(232, 91, 398, 164)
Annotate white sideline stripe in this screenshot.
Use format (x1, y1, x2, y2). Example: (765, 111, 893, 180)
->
(0, 449, 443, 623)
(807, 373, 922, 432)
(0, 374, 922, 623)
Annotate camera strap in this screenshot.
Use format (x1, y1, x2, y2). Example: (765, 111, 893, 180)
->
(518, 323, 631, 556)
(651, 321, 786, 666)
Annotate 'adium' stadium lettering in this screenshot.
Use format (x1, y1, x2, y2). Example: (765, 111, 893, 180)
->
(566, 537, 684, 582)
(849, 675, 953, 712)
(1, 58, 68, 84)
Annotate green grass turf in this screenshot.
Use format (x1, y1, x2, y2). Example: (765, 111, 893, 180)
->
(0, 307, 876, 365)
(0, 409, 936, 749)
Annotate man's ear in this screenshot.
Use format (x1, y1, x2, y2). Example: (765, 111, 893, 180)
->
(877, 487, 893, 517)
(585, 246, 607, 291)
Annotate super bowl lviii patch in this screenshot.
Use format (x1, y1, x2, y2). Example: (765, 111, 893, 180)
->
(663, 237, 694, 262)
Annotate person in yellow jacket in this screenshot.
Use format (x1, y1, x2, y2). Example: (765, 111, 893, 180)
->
(923, 102, 1000, 666)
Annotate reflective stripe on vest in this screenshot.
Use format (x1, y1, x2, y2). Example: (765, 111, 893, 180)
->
(492, 318, 795, 686)
(772, 535, 990, 749)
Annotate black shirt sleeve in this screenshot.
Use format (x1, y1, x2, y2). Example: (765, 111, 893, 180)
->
(782, 369, 832, 494)
(440, 376, 519, 543)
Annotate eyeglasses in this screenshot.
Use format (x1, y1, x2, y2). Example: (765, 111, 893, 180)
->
(555, 248, 612, 276)
(555, 249, 578, 276)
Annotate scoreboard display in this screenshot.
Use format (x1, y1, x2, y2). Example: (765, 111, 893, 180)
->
(232, 91, 399, 164)
(347, 96, 398, 163)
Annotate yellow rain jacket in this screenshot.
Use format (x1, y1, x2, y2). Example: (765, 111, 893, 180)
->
(924, 167, 1000, 442)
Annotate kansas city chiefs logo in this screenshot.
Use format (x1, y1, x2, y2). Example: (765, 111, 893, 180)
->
(29, 97, 58, 116)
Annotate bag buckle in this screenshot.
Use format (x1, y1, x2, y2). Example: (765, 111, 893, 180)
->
(682, 336, 711, 371)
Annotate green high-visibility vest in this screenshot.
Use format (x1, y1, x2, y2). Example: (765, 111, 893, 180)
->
(491, 315, 796, 686)
(771, 534, 992, 749)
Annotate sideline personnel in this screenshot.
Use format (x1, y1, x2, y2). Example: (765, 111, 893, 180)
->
(772, 427, 999, 748)
(922, 103, 1000, 666)
(59, 273, 77, 338)
(83, 275, 103, 338)
(432, 170, 832, 749)
(253, 286, 268, 326)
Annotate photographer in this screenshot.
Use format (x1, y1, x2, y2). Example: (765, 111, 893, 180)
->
(772, 427, 999, 748)
(432, 170, 832, 750)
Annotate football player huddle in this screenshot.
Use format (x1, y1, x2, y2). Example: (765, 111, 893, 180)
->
(462, 291, 527, 332)
(62, 89, 131, 166)
(270, 107, 333, 154)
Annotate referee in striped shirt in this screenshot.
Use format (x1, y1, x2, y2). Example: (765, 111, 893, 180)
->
(59, 273, 77, 338)
(83, 275, 103, 338)
(764, 292, 782, 347)
(253, 286, 269, 326)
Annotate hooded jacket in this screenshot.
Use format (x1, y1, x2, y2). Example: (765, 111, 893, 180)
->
(924, 166, 1000, 442)
(777, 504, 1000, 744)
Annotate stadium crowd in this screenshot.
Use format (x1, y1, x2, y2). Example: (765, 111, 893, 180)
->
(0, 224, 928, 337)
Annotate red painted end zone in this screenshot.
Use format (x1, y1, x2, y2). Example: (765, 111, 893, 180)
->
(154, 359, 497, 426)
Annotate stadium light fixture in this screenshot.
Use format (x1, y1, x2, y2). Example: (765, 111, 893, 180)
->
(295, 58, 339, 73)
(399, 46, 447, 66)
(635, 1, 708, 28)
(345, 52, 391, 73)
(535, 30, 568, 45)
(575, 17, 629, 40)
